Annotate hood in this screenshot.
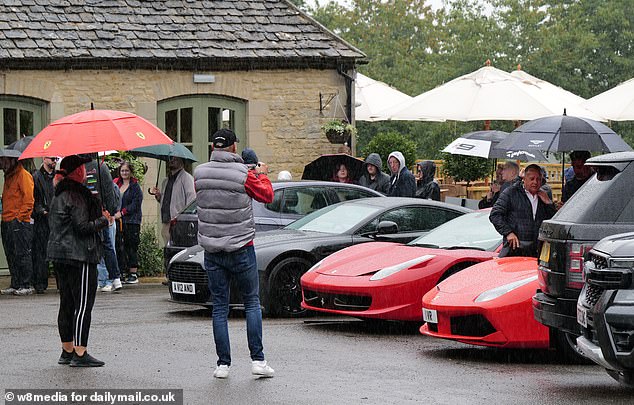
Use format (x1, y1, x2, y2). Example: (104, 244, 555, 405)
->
(417, 160, 436, 184)
(241, 148, 259, 166)
(364, 153, 383, 173)
(387, 151, 406, 175)
(316, 242, 443, 277)
(436, 256, 537, 296)
(254, 229, 341, 249)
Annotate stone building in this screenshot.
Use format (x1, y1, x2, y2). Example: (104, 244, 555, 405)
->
(0, 0, 365, 270)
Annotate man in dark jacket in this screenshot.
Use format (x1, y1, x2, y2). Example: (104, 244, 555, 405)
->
(31, 156, 57, 293)
(489, 164, 557, 258)
(358, 153, 390, 194)
(561, 150, 592, 204)
(387, 151, 416, 197)
(415, 160, 440, 201)
(84, 159, 121, 290)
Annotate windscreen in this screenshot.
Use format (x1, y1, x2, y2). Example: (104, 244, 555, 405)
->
(409, 210, 501, 251)
(554, 164, 634, 223)
(285, 203, 380, 234)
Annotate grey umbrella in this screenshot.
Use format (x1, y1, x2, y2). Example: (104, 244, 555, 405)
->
(0, 135, 34, 157)
(443, 130, 547, 162)
(496, 113, 632, 154)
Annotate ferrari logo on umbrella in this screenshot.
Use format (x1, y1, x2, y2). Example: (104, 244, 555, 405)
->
(136, 131, 146, 140)
(43, 140, 52, 150)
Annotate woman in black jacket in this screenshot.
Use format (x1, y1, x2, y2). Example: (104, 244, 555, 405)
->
(113, 161, 143, 284)
(47, 155, 110, 367)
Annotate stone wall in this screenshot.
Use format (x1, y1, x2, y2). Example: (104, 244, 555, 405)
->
(2, 68, 351, 228)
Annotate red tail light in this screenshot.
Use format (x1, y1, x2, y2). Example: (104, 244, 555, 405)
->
(567, 243, 593, 289)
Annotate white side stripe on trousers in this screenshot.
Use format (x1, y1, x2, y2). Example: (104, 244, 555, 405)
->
(75, 263, 89, 346)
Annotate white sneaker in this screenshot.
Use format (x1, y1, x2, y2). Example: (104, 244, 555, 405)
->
(1, 287, 17, 295)
(96, 286, 104, 292)
(112, 278, 122, 292)
(251, 360, 274, 378)
(101, 284, 113, 292)
(14, 287, 34, 296)
(213, 364, 230, 379)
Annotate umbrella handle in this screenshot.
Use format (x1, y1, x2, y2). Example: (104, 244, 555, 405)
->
(148, 187, 156, 196)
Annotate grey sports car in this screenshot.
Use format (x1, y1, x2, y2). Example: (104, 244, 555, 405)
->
(167, 197, 471, 317)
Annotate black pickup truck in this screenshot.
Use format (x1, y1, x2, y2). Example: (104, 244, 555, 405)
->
(533, 152, 634, 360)
(577, 232, 634, 386)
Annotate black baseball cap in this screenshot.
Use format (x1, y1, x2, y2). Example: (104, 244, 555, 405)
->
(212, 128, 239, 148)
(58, 154, 92, 175)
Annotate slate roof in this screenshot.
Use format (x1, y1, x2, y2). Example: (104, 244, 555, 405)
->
(0, 0, 365, 70)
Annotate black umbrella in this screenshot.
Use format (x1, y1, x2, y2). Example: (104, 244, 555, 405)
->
(302, 154, 365, 182)
(496, 113, 632, 154)
(443, 130, 547, 161)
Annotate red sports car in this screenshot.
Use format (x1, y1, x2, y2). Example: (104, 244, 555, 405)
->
(301, 210, 501, 322)
(420, 256, 549, 349)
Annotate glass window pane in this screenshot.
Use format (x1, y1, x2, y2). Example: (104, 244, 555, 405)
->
(19, 110, 34, 137)
(3, 108, 17, 146)
(265, 189, 284, 213)
(208, 107, 220, 142)
(165, 109, 178, 141)
(180, 107, 192, 143)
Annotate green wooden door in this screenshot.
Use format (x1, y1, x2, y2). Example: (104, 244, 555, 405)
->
(157, 95, 247, 167)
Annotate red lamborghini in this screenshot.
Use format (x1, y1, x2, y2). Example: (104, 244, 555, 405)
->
(300, 210, 502, 322)
(420, 256, 549, 349)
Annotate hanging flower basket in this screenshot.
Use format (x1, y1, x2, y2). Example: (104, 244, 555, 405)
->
(321, 120, 357, 144)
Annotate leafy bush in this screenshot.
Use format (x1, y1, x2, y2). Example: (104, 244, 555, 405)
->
(361, 131, 418, 173)
(441, 153, 490, 185)
(103, 151, 148, 183)
(137, 224, 163, 277)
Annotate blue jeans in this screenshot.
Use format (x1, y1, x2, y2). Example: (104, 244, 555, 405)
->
(204, 246, 264, 366)
(97, 221, 118, 287)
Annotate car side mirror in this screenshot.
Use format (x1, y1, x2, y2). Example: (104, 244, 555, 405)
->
(377, 220, 398, 235)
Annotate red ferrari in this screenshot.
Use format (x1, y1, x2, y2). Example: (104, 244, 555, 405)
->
(420, 256, 549, 349)
(301, 210, 501, 322)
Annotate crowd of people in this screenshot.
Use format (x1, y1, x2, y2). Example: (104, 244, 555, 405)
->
(0, 139, 593, 371)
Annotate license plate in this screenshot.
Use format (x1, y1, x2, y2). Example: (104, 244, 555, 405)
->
(577, 304, 587, 328)
(172, 281, 195, 295)
(539, 242, 550, 262)
(422, 308, 438, 323)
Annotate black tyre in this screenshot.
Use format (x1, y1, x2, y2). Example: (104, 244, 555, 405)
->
(553, 328, 593, 364)
(267, 257, 312, 318)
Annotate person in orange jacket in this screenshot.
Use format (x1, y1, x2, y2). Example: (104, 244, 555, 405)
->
(0, 156, 35, 296)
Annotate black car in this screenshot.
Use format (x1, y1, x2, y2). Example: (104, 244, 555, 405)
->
(533, 152, 634, 360)
(164, 181, 383, 265)
(167, 197, 471, 317)
(577, 232, 634, 387)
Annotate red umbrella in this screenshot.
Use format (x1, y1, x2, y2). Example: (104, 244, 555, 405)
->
(20, 109, 173, 159)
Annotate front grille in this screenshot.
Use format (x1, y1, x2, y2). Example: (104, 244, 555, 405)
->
(450, 315, 496, 337)
(589, 253, 608, 270)
(427, 322, 438, 332)
(303, 289, 371, 311)
(168, 262, 208, 284)
(584, 284, 604, 308)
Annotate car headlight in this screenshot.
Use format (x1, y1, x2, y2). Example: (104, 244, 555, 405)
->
(306, 259, 325, 273)
(474, 275, 538, 303)
(608, 259, 634, 269)
(169, 249, 189, 265)
(369, 255, 435, 281)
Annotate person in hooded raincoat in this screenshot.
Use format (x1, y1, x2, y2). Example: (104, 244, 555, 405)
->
(358, 153, 390, 194)
(415, 160, 440, 201)
(386, 151, 416, 197)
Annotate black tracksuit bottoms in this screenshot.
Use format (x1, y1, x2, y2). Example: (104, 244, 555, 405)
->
(55, 261, 97, 347)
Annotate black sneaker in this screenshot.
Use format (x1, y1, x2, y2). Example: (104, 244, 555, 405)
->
(58, 349, 74, 365)
(124, 274, 138, 284)
(70, 352, 105, 367)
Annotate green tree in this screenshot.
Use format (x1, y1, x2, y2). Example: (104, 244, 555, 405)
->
(441, 153, 490, 191)
(361, 131, 417, 173)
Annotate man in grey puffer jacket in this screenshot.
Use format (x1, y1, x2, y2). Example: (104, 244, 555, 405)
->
(194, 128, 275, 380)
(358, 153, 390, 195)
